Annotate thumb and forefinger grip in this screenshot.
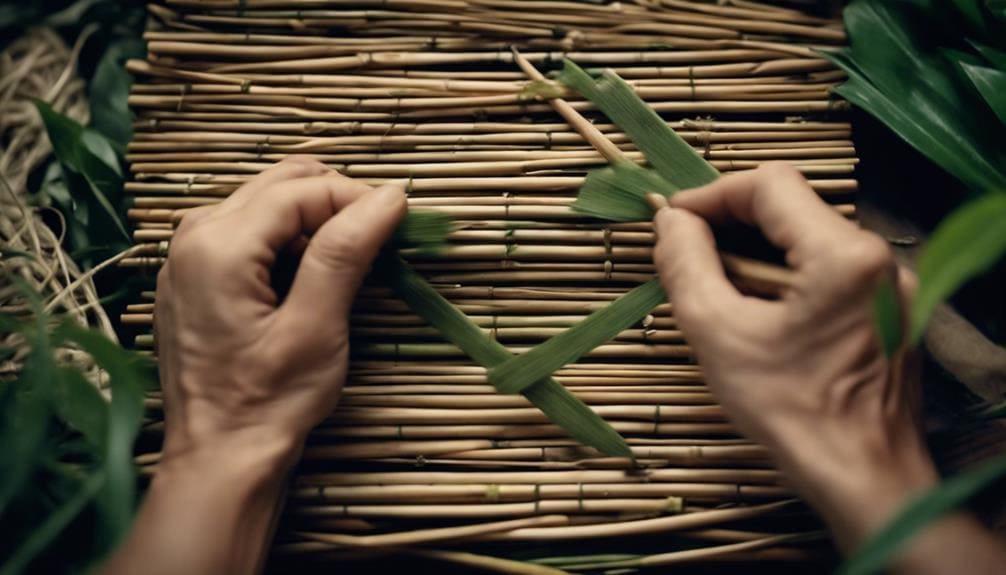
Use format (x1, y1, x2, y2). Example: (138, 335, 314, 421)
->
(281, 181, 408, 323)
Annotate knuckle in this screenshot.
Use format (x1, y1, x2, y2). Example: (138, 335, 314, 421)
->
(167, 224, 218, 267)
(839, 233, 893, 279)
(758, 161, 798, 177)
(271, 155, 330, 179)
(174, 205, 214, 235)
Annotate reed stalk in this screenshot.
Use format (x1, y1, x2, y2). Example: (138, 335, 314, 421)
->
(126, 0, 855, 563)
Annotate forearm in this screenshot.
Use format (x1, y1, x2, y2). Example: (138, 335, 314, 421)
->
(773, 418, 1005, 575)
(103, 429, 300, 575)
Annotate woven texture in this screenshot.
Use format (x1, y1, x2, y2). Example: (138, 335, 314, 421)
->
(125, 1, 857, 569)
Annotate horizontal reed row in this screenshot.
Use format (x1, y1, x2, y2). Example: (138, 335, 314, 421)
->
(127, 0, 850, 567)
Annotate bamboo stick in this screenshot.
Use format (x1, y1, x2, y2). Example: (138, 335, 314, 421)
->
(474, 500, 801, 541)
(291, 482, 785, 504)
(297, 468, 778, 487)
(295, 514, 568, 548)
(309, 421, 737, 439)
(126, 0, 853, 562)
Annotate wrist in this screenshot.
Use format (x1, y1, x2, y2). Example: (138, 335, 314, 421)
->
(158, 424, 303, 490)
(770, 414, 938, 551)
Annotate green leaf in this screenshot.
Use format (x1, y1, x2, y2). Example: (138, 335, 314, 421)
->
(968, 40, 1006, 69)
(839, 454, 1006, 575)
(872, 274, 903, 356)
(53, 367, 109, 450)
(57, 322, 148, 544)
(825, 0, 1006, 192)
(572, 162, 675, 222)
(959, 62, 1006, 125)
(34, 100, 130, 242)
(374, 255, 632, 458)
(44, 0, 107, 27)
(80, 129, 122, 177)
(557, 59, 719, 189)
(0, 471, 106, 575)
(489, 280, 666, 394)
(0, 280, 53, 516)
(90, 37, 145, 148)
(910, 194, 1006, 343)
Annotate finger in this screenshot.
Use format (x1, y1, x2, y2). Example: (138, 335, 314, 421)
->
(216, 156, 333, 214)
(280, 180, 407, 322)
(652, 207, 746, 332)
(221, 174, 377, 260)
(669, 162, 856, 257)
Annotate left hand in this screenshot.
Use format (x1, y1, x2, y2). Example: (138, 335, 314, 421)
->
(154, 156, 406, 461)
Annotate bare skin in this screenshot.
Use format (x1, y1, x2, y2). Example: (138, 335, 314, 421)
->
(653, 162, 1004, 572)
(104, 158, 1004, 574)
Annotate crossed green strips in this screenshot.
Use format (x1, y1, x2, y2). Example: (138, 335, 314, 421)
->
(368, 60, 724, 458)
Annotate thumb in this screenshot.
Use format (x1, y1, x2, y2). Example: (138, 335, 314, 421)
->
(652, 207, 744, 332)
(282, 180, 407, 323)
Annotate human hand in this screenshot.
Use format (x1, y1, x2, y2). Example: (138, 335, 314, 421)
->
(155, 157, 406, 462)
(651, 163, 937, 550)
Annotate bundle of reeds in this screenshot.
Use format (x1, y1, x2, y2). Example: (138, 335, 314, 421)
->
(126, 0, 853, 570)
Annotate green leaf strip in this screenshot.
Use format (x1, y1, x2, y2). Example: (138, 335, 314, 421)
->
(572, 162, 676, 222)
(910, 194, 1006, 343)
(557, 59, 719, 189)
(374, 254, 632, 458)
(488, 279, 666, 395)
(839, 454, 1006, 575)
(392, 209, 454, 254)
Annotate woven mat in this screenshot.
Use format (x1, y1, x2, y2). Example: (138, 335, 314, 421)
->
(125, 1, 855, 570)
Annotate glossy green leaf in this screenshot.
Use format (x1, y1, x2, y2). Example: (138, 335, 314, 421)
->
(826, 0, 1006, 192)
(910, 194, 1006, 343)
(839, 454, 1006, 575)
(374, 254, 632, 458)
(34, 100, 130, 242)
(557, 59, 719, 189)
(489, 280, 666, 394)
(968, 40, 1006, 69)
(959, 62, 1006, 125)
(872, 274, 904, 356)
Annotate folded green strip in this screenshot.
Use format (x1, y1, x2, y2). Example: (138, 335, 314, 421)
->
(572, 162, 676, 222)
(392, 210, 453, 254)
(479, 63, 716, 399)
(557, 59, 719, 189)
(373, 254, 632, 458)
(488, 279, 666, 395)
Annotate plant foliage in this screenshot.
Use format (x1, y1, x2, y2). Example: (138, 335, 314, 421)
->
(824, 0, 1006, 193)
(0, 283, 152, 574)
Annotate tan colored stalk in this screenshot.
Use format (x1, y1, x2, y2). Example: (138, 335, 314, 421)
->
(294, 514, 568, 548)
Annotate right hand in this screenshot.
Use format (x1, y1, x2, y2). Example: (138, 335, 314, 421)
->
(651, 163, 937, 550)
